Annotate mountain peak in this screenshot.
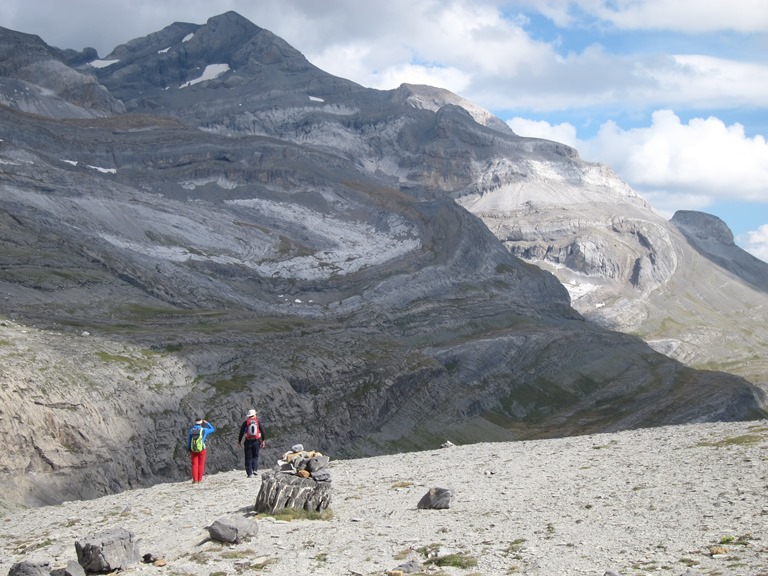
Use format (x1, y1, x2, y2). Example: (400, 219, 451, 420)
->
(391, 83, 514, 135)
(671, 210, 768, 293)
(671, 210, 735, 245)
(93, 11, 312, 103)
(205, 10, 259, 28)
(0, 25, 60, 75)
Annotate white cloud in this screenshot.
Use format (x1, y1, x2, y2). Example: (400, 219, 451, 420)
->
(586, 0, 768, 33)
(657, 56, 768, 109)
(484, 1, 768, 32)
(738, 225, 768, 263)
(290, 1, 557, 97)
(579, 110, 768, 203)
(506, 117, 580, 148)
(369, 64, 471, 93)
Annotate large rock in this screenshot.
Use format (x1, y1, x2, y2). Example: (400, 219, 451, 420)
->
(8, 561, 50, 576)
(254, 470, 332, 514)
(206, 515, 258, 544)
(74, 528, 140, 574)
(51, 560, 86, 576)
(416, 487, 452, 510)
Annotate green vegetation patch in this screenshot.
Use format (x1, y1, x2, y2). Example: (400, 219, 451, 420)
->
(209, 374, 253, 395)
(425, 553, 478, 569)
(696, 433, 766, 448)
(254, 508, 334, 522)
(95, 350, 157, 372)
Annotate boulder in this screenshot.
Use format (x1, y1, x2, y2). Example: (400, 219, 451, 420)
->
(74, 528, 140, 574)
(206, 515, 258, 544)
(8, 561, 50, 576)
(416, 487, 452, 510)
(50, 560, 86, 576)
(306, 455, 330, 473)
(255, 470, 332, 514)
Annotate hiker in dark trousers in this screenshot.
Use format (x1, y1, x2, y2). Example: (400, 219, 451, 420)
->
(187, 418, 215, 483)
(238, 409, 266, 478)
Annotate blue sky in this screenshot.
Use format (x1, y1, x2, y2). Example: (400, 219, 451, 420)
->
(3, 0, 767, 262)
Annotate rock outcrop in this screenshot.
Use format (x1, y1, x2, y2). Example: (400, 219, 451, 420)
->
(74, 529, 140, 574)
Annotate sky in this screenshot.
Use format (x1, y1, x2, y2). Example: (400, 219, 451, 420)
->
(2, 0, 767, 263)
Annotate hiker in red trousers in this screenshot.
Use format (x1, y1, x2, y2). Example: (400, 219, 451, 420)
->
(187, 418, 215, 483)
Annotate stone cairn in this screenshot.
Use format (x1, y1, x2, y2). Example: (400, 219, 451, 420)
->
(254, 444, 332, 514)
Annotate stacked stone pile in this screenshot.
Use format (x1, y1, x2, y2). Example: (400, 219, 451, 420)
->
(277, 444, 332, 482)
(254, 444, 332, 514)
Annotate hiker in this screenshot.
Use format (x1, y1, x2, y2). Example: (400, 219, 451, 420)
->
(237, 408, 266, 478)
(187, 418, 215, 483)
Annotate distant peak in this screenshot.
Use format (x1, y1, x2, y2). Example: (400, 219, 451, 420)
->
(205, 11, 260, 30)
(670, 210, 734, 245)
(390, 83, 513, 135)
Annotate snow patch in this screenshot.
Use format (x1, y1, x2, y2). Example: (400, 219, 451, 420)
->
(90, 59, 119, 69)
(181, 176, 238, 190)
(86, 165, 116, 174)
(309, 96, 324, 102)
(158, 47, 170, 54)
(180, 64, 230, 88)
(62, 159, 114, 172)
(182, 33, 194, 42)
(563, 278, 600, 300)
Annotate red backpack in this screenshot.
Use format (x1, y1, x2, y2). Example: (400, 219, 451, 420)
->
(245, 416, 261, 440)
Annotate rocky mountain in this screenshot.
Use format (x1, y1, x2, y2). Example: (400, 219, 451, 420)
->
(460, 151, 768, 388)
(0, 11, 765, 509)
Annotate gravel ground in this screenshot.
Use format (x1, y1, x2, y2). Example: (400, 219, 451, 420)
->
(2, 420, 767, 576)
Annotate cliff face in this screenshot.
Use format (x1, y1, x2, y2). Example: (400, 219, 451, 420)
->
(0, 12, 764, 509)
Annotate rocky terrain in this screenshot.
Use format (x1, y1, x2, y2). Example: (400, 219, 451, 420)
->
(1, 420, 766, 576)
(0, 11, 765, 510)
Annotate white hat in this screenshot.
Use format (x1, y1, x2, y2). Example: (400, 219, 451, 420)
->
(246, 409, 256, 418)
